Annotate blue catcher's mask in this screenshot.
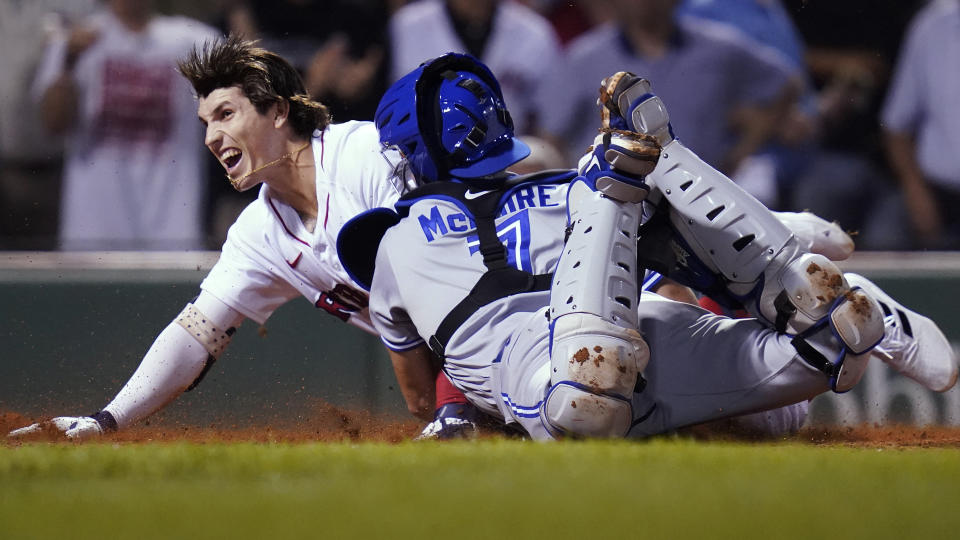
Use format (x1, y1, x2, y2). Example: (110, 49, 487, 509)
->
(375, 53, 530, 188)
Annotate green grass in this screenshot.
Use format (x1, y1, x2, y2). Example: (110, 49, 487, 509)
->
(2, 439, 959, 539)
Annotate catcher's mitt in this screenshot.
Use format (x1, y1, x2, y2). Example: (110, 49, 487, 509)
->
(594, 128, 661, 177)
(597, 71, 673, 148)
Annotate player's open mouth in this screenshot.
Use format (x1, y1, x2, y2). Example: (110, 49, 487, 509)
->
(221, 149, 242, 171)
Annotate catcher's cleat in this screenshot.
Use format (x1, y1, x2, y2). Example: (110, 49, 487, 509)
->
(846, 273, 959, 392)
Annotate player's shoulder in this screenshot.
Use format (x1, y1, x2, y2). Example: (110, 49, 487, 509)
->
(323, 120, 380, 146)
(220, 192, 270, 247)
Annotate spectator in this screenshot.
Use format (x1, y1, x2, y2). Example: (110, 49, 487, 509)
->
(675, 0, 906, 249)
(32, 0, 218, 250)
(537, 0, 793, 177)
(221, 0, 390, 122)
(389, 0, 562, 134)
(881, 0, 960, 250)
(677, 0, 810, 208)
(518, 0, 613, 45)
(0, 0, 98, 249)
(781, 0, 923, 250)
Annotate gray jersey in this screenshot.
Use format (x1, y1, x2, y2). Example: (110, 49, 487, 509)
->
(370, 181, 569, 416)
(369, 178, 828, 439)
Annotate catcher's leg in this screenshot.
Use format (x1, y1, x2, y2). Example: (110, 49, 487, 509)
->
(628, 292, 879, 437)
(601, 73, 886, 391)
(542, 136, 657, 438)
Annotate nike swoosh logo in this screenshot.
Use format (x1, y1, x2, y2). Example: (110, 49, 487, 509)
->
(464, 189, 495, 200)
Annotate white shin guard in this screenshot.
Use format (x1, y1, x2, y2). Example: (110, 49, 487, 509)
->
(652, 141, 794, 293)
(648, 140, 863, 335)
(544, 316, 649, 437)
(550, 180, 643, 328)
(793, 287, 885, 392)
(545, 180, 649, 437)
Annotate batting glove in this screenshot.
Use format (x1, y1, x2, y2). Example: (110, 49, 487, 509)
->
(8, 415, 109, 441)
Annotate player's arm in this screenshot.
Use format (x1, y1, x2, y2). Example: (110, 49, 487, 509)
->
(9, 290, 245, 440)
(387, 344, 436, 422)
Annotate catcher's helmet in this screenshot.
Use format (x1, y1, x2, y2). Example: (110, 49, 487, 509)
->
(375, 53, 530, 187)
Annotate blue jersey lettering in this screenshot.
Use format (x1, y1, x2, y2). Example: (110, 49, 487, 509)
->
(467, 210, 533, 272)
(416, 184, 562, 242)
(447, 212, 470, 232)
(515, 186, 535, 210)
(419, 206, 448, 242)
(538, 185, 559, 207)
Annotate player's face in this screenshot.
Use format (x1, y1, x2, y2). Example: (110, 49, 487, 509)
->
(197, 86, 286, 192)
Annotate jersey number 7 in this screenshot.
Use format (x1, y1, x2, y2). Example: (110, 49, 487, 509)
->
(466, 210, 532, 272)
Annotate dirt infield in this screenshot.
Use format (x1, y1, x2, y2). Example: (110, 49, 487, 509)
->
(5, 406, 960, 447)
(1, 403, 421, 444)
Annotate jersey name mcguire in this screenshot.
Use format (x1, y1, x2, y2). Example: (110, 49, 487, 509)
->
(413, 183, 564, 273)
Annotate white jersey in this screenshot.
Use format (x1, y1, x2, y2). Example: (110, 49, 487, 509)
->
(201, 121, 403, 334)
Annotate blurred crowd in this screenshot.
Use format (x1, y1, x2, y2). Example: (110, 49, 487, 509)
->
(1, 0, 956, 251)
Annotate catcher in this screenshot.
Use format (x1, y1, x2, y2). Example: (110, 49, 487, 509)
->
(340, 53, 957, 439)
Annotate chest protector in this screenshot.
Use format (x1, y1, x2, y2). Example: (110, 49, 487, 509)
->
(337, 169, 577, 358)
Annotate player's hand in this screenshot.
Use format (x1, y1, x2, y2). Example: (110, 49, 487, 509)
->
(414, 403, 480, 441)
(8, 416, 104, 441)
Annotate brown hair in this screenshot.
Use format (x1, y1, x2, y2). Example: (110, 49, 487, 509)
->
(178, 35, 330, 139)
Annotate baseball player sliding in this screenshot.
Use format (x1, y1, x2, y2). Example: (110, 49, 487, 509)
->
(9, 36, 411, 439)
(344, 53, 957, 439)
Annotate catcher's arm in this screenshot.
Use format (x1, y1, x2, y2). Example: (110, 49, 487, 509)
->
(387, 344, 436, 422)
